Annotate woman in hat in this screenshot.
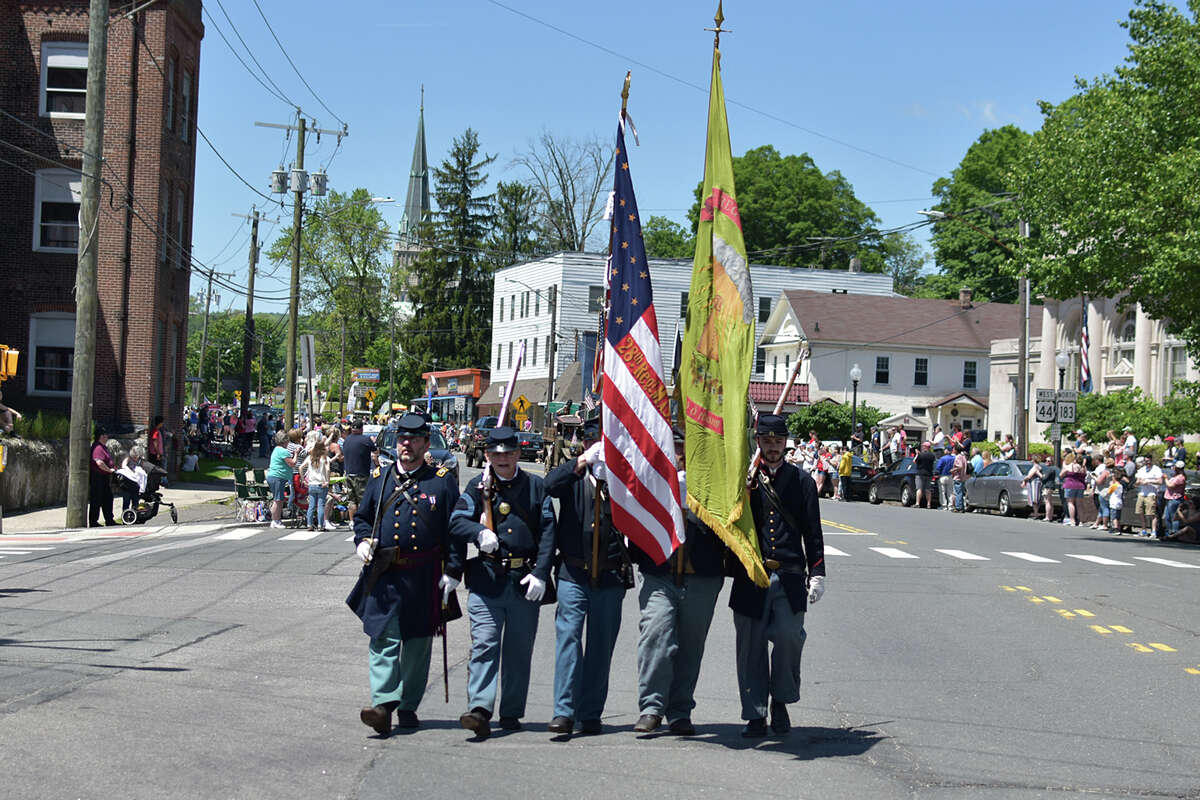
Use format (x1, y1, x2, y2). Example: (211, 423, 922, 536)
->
(88, 426, 118, 527)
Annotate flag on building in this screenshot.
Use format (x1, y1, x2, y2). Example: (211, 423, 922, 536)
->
(1080, 300, 1092, 393)
(680, 44, 766, 587)
(601, 111, 685, 565)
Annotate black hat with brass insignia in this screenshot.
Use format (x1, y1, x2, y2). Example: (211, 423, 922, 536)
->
(486, 425, 520, 453)
(582, 417, 601, 441)
(396, 412, 431, 437)
(755, 413, 789, 437)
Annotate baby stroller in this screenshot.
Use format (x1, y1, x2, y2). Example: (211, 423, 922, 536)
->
(118, 465, 178, 525)
(287, 472, 310, 527)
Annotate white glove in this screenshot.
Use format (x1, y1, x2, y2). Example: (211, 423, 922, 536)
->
(439, 574, 460, 605)
(807, 575, 825, 605)
(581, 441, 605, 466)
(520, 573, 546, 603)
(477, 528, 500, 553)
(356, 540, 374, 564)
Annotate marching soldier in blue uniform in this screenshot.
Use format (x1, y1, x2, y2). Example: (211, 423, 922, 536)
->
(730, 414, 826, 738)
(450, 426, 557, 740)
(544, 417, 631, 737)
(630, 426, 727, 736)
(347, 413, 464, 736)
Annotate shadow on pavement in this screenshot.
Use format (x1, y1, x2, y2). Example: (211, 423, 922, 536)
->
(694, 723, 889, 760)
(0, 587, 50, 598)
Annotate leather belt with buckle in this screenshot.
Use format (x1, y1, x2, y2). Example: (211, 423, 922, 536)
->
(483, 553, 530, 570)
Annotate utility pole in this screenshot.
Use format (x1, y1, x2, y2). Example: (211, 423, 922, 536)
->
(257, 116, 347, 430)
(66, 0, 110, 529)
(1017, 218, 1030, 460)
(195, 269, 214, 407)
(258, 340, 264, 401)
(239, 208, 259, 418)
(545, 284, 558, 435)
(338, 316, 346, 417)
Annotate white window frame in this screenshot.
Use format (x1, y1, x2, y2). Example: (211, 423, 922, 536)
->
(33, 168, 82, 253)
(914, 357, 928, 387)
(875, 356, 890, 385)
(40, 41, 88, 118)
(27, 312, 76, 397)
(963, 360, 978, 390)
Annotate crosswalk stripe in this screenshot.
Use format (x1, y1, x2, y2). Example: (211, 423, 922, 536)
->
(1065, 554, 1133, 566)
(0, 546, 55, 552)
(279, 530, 322, 541)
(1133, 557, 1200, 569)
(344, 535, 355, 542)
(1002, 552, 1060, 563)
(215, 528, 261, 540)
(935, 549, 989, 561)
(870, 547, 918, 559)
(823, 545, 851, 557)
(0, 550, 35, 555)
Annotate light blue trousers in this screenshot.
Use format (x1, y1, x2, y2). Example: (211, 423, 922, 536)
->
(732, 573, 807, 721)
(636, 571, 723, 721)
(466, 580, 540, 719)
(368, 612, 432, 711)
(552, 576, 625, 721)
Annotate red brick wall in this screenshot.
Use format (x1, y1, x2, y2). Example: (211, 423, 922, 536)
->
(0, 0, 202, 454)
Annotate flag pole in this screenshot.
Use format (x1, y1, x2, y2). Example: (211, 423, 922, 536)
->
(746, 341, 809, 486)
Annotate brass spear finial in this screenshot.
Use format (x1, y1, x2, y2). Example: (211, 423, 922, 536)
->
(705, 1, 730, 48)
(621, 71, 631, 114)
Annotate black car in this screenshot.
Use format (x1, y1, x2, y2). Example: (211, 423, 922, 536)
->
(867, 457, 939, 507)
(839, 455, 876, 501)
(517, 430, 543, 462)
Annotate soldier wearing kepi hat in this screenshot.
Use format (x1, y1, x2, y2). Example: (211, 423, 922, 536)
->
(629, 425, 727, 736)
(347, 412, 464, 736)
(730, 413, 826, 738)
(450, 426, 557, 740)
(544, 414, 630, 737)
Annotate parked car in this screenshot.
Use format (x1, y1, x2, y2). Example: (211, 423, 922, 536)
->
(867, 457, 933, 506)
(1043, 468, 1200, 530)
(838, 456, 876, 501)
(517, 431, 543, 462)
(375, 427, 460, 485)
(964, 460, 1035, 516)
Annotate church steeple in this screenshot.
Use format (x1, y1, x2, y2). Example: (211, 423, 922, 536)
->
(399, 88, 429, 246)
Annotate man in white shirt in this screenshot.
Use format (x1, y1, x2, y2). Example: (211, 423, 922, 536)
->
(931, 425, 946, 451)
(1133, 456, 1163, 538)
(1122, 427, 1138, 461)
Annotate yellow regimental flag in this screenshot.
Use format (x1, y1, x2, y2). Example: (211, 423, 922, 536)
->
(681, 46, 767, 588)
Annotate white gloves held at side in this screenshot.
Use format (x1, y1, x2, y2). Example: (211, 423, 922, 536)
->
(581, 441, 605, 466)
(520, 573, 546, 603)
(807, 575, 826, 605)
(356, 540, 374, 564)
(477, 528, 500, 554)
(439, 574, 460, 605)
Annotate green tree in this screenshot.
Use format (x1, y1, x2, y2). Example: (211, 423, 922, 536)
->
(1015, 1, 1200, 358)
(402, 129, 497, 374)
(642, 215, 695, 259)
(688, 145, 885, 270)
(513, 131, 614, 251)
(487, 180, 542, 267)
(787, 401, 886, 444)
(187, 311, 289, 403)
(926, 125, 1030, 304)
(881, 231, 928, 296)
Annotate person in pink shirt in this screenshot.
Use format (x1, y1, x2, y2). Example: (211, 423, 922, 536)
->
(1163, 461, 1187, 538)
(89, 427, 117, 527)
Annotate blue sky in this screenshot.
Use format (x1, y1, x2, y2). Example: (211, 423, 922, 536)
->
(191, 0, 1138, 314)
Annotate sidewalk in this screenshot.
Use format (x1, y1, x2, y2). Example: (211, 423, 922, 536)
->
(0, 481, 235, 535)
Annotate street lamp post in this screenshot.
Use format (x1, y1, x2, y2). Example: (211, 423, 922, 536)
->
(849, 362, 862, 450)
(1054, 350, 1069, 466)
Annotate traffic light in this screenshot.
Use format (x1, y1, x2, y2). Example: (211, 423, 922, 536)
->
(0, 345, 18, 382)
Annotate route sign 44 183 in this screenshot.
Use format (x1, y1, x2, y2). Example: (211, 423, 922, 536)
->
(1056, 390, 1078, 425)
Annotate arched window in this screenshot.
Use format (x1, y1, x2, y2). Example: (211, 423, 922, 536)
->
(1117, 314, 1136, 367)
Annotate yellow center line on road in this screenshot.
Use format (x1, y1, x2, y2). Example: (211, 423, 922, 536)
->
(1056, 609, 1076, 618)
(1015, 586, 1032, 592)
(1127, 643, 1155, 653)
(1028, 597, 1045, 604)
(1148, 643, 1177, 652)
(1074, 609, 1095, 617)
(1186, 667, 1200, 675)
(1090, 625, 1113, 635)
(820, 519, 874, 534)
(1041, 596, 1061, 603)
(1001, 585, 1017, 592)
(1109, 625, 1133, 634)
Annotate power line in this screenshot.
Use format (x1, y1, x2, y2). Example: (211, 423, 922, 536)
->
(212, 0, 299, 108)
(201, 3, 296, 109)
(251, 0, 347, 128)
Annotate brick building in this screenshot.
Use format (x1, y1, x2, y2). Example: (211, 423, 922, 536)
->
(0, 1, 203, 461)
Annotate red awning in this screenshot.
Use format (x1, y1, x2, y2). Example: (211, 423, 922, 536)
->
(749, 381, 809, 404)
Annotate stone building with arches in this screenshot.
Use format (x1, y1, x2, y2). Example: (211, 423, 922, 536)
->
(988, 296, 1199, 442)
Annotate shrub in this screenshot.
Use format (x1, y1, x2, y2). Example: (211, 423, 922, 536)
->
(13, 410, 71, 440)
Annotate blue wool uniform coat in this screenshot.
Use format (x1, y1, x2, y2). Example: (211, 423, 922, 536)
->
(729, 461, 825, 619)
(450, 468, 557, 597)
(629, 505, 727, 578)
(348, 462, 464, 640)
(545, 460, 625, 588)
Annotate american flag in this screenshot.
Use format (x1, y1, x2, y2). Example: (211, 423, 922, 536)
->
(1080, 299, 1092, 393)
(601, 114, 685, 564)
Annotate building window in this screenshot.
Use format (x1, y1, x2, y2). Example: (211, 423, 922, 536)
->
(180, 71, 192, 143)
(545, 335, 551, 367)
(963, 360, 977, 390)
(524, 291, 530, 317)
(1165, 346, 1187, 394)
(680, 291, 689, 317)
(1118, 314, 1136, 366)
(495, 344, 501, 369)
(785, 353, 790, 376)
(497, 296, 504, 323)
(175, 187, 187, 269)
(588, 285, 604, 313)
(511, 294, 517, 318)
(911, 406, 927, 417)
(33, 168, 82, 252)
(27, 313, 75, 396)
(875, 356, 890, 385)
(165, 57, 175, 131)
(532, 336, 538, 365)
(40, 41, 88, 117)
(535, 292, 540, 317)
(772, 355, 778, 380)
(759, 296, 771, 323)
(755, 347, 766, 375)
(158, 180, 170, 263)
(914, 357, 928, 386)
(507, 342, 513, 369)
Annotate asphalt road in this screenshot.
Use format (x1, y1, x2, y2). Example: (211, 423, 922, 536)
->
(1, 461, 1198, 799)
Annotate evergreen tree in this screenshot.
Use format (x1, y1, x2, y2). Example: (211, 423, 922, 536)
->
(402, 129, 497, 373)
